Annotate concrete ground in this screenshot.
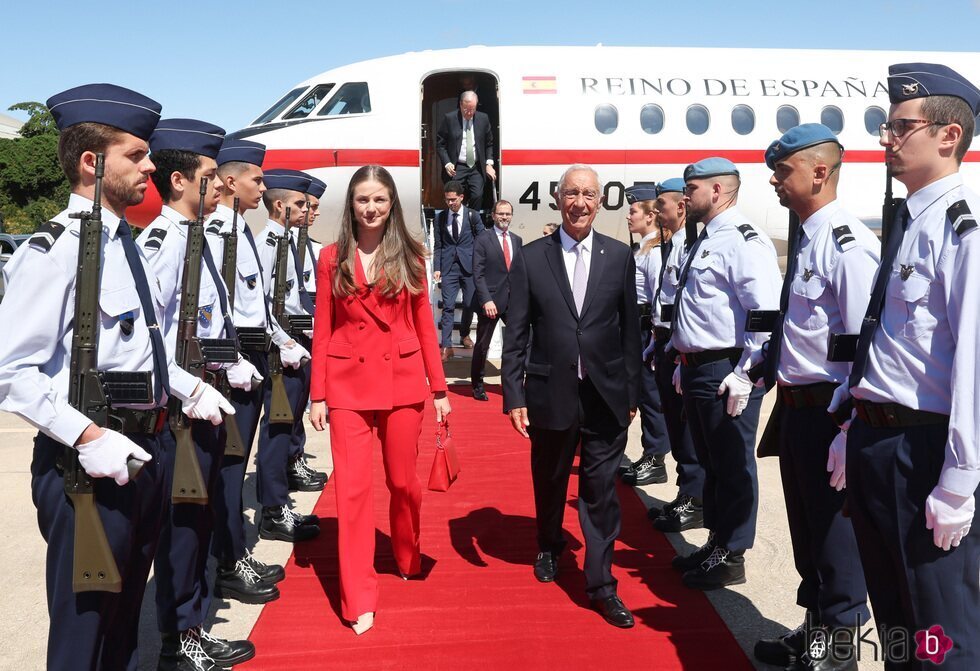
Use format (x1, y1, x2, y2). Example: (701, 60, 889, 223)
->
(0, 357, 881, 670)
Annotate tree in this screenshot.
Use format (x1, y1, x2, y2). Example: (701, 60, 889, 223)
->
(0, 102, 67, 234)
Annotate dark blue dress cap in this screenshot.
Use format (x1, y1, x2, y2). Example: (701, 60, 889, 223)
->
(306, 176, 327, 199)
(888, 63, 980, 114)
(263, 168, 312, 193)
(217, 138, 266, 167)
(684, 157, 740, 182)
(656, 178, 686, 195)
(149, 118, 225, 159)
(624, 184, 658, 204)
(765, 123, 843, 170)
(46, 83, 162, 140)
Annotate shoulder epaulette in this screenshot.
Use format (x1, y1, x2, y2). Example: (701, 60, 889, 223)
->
(206, 220, 224, 235)
(142, 227, 168, 251)
(28, 221, 65, 253)
(265, 236, 276, 247)
(831, 224, 856, 250)
(948, 200, 977, 238)
(736, 223, 758, 241)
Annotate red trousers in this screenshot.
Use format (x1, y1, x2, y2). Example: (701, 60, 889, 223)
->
(328, 403, 424, 621)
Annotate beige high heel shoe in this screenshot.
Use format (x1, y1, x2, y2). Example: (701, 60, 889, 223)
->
(351, 612, 375, 635)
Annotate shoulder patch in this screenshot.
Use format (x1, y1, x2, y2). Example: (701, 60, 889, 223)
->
(265, 236, 276, 247)
(206, 219, 224, 235)
(736, 223, 758, 241)
(142, 227, 168, 251)
(28, 221, 66, 253)
(948, 200, 977, 238)
(831, 224, 857, 250)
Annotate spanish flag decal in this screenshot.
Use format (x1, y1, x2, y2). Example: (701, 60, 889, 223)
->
(522, 76, 557, 94)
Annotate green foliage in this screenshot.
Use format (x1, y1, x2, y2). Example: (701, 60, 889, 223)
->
(0, 102, 67, 234)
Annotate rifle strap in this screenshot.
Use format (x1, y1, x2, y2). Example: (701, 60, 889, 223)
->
(201, 238, 239, 347)
(288, 236, 315, 314)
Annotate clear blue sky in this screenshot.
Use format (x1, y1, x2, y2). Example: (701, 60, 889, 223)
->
(3, 0, 978, 132)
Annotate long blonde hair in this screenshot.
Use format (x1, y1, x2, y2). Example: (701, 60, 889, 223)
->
(332, 165, 428, 297)
(634, 199, 671, 255)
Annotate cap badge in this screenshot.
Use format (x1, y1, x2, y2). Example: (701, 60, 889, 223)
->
(900, 264, 915, 281)
(902, 82, 919, 96)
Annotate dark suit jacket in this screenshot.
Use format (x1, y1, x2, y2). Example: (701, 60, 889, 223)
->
(473, 228, 522, 315)
(432, 206, 484, 275)
(502, 230, 641, 430)
(436, 110, 494, 176)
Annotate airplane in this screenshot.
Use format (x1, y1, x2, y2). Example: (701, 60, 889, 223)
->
(129, 45, 980, 256)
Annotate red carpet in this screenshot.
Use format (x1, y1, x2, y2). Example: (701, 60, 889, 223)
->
(243, 386, 753, 670)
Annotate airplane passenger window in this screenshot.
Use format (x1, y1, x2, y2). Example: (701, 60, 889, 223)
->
(640, 104, 664, 134)
(731, 105, 755, 135)
(821, 106, 844, 134)
(252, 86, 308, 125)
(318, 82, 372, 116)
(864, 107, 887, 136)
(686, 104, 710, 135)
(776, 105, 800, 133)
(594, 104, 619, 134)
(284, 84, 336, 120)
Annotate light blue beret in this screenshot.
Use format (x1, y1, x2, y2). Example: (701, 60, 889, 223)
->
(656, 178, 686, 195)
(765, 123, 843, 170)
(684, 157, 739, 182)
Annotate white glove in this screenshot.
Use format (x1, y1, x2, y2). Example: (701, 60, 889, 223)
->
(77, 429, 152, 486)
(826, 423, 849, 491)
(641, 334, 657, 370)
(226, 357, 263, 392)
(303, 329, 314, 338)
(279, 340, 311, 369)
(672, 364, 682, 395)
(718, 371, 752, 417)
(828, 381, 851, 414)
(182, 382, 236, 425)
(925, 486, 975, 551)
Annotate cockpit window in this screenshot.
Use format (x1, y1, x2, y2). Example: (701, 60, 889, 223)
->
(284, 84, 336, 120)
(317, 82, 371, 116)
(252, 86, 308, 125)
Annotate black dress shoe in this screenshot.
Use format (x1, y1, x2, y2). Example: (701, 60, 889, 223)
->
(259, 506, 320, 542)
(786, 627, 859, 671)
(533, 551, 558, 582)
(652, 496, 704, 532)
(287, 456, 326, 492)
(621, 453, 667, 486)
(671, 534, 716, 572)
(472, 388, 489, 401)
(592, 595, 635, 628)
(214, 560, 280, 604)
(647, 494, 681, 520)
(682, 546, 746, 590)
(199, 629, 255, 668)
(159, 628, 219, 671)
(243, 549, 285, 584)
(754, 621, 807, 666)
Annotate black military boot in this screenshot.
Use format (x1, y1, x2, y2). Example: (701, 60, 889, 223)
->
(287, 455, 326, 491)
(259, 505, 320, 542)
(243, 548, 285, 584)
(621, 453, 667, 486)
(671, 533, 715, 572)
(158, 628, 218, 671)
(214, 558, 280, 604)
(198, 627, 256, 668)
(652, 495, 704, 532)
(682, 546, 746, 590)
(647, 494, 682, 521)
(754, 620, 808, 667)
(787, 626, 859, 671)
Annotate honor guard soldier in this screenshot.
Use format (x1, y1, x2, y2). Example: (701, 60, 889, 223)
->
(255, 169, 321, 543)
(0, 84, 228, 671)
(137, 119, 257, 670)
(645, 178, 706, 532)
(284, 174, 328, 491)
(667, 158, 781, 589)
(753, 125, 877, 671)
(831, 64, 980, 670)
(204, 139, 295, 604)
(621, 184, 670, 487)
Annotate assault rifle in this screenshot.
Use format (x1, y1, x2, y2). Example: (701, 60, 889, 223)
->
(881, 166, 905, 252)
(214, 198, 246, 458)
(290, 203, 314, 335)
(267, 207, 294, 424)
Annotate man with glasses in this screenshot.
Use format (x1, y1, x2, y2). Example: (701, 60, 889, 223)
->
(470, 199, 522, 401)
(830, 63, 980, 670)
(502, 165, 640, 628)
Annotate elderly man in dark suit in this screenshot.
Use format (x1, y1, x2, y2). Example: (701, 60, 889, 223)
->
(436, 90, 496, 210)
(502, 165, 641, 628)
(433, 181, 484, 360)
(470, 199, 522, 401)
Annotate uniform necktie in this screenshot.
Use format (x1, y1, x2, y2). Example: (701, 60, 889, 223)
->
(117, 221, 170, 405)
(572, 242, 587, 379)
(764, 225, 806, 389)
(452, 212, 459, 241)
(465, 119, 475, 168)
(669, 228, 708, 338)
(849, 204, 910, 388)
(501, 232, 511, 270)
(241, 224, 273, 327)
(201, 237, 239, 344)
(289, 236, 315, 314)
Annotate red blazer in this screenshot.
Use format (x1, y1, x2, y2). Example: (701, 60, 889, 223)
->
(310, 245, 448, 410)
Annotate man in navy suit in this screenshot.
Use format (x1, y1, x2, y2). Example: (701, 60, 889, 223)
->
(436, 91, 496, 210)
(433, 181, 484, 360)
(502, 164, 640, 629)
(470, 199, 522, 400)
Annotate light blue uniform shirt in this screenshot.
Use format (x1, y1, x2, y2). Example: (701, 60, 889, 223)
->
(853, 173, 980, 497)
(634, 231, 661, 305)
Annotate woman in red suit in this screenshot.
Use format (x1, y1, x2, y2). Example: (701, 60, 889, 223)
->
(310, 165, 450, 635)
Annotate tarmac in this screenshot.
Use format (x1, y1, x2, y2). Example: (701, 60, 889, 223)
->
(0, 356, 882, 670)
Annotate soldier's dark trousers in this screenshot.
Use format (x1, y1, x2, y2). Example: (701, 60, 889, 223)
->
(288, 334, 313, 460)
(653, 341, 704, 499)
(256, 354, 310, 507)
(154, 421, 222, 633)
(637, 331, 669, 460)
(211, 348, 268, 564)
(680, 356, 762, 551)
(778, 402, 869, 628)
(847, 418, 979, 671)
(32, 431, 168, 671)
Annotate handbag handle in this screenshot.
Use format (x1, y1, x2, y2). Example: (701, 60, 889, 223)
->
(436, 419, 450, 447)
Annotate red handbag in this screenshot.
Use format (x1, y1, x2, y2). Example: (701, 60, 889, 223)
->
(428, 420, 460, 492)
